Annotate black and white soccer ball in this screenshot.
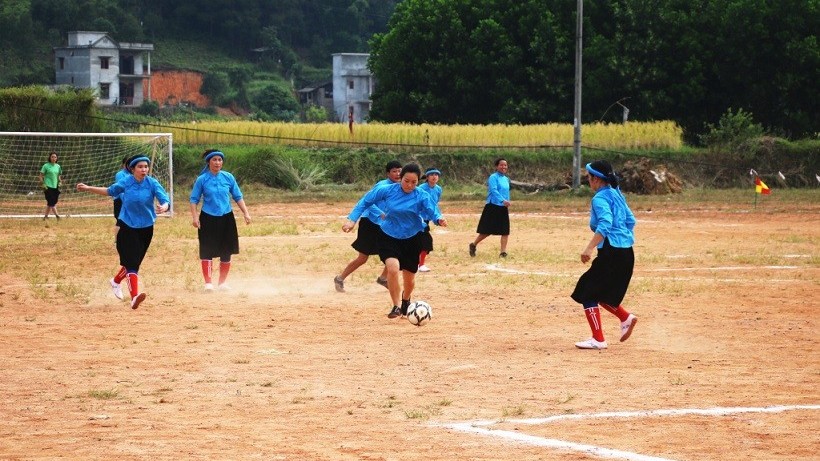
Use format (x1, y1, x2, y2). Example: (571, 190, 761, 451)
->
(406, 300, 432, 326)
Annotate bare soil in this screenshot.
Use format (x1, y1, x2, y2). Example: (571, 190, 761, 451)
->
(1, 199, 818, 460)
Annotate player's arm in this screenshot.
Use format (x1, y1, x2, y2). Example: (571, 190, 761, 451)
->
(76, 184, 110, 196)
(236, 199, 251, 224)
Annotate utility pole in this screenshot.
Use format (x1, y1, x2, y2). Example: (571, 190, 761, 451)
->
(572, 0, 584, 189)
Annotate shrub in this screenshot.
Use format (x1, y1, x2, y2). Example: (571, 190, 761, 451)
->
(305, 105, 328, 123)
(699, 108, 764, 158)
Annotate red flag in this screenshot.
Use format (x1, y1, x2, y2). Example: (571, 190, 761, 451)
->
(755, 177, 771, 195)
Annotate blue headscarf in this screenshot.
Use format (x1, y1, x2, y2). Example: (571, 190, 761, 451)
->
(200, 151, 225, 175)
(129, 156, 151, 169)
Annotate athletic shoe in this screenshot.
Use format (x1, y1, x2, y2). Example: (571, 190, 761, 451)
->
(469, 243, 477, 257)
(387, 305, 402, 319)
(130, 292, 146, 310)
(109, 278, 123, 300)
(334, 275, 345, 293)
(500, 252, 508, 258)
(217, 284, 231, 291)
(418, 264, 431, 272)
(400, 298, 411, 317)
(575, 338, 608, 349)
(204, 283, 214, 291)
(376, 277, 388, 289)
(620, 314, 637, 342)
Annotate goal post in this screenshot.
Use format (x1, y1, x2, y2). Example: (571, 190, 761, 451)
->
(0, 132, 173, 218)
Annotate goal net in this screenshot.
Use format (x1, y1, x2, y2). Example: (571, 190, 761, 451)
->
(0, 132, 173, 218)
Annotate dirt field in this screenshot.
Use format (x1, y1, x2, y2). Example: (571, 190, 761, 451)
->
(1, 197, 818, 460)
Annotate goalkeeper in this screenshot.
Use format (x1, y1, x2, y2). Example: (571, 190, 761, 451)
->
(39, 151, 62, 220)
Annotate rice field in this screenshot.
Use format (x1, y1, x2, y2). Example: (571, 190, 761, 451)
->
(149, 120, 683, 150)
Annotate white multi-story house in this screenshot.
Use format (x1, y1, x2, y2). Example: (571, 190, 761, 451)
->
(54, 31, 153, 106)
(332, 53, 373, 124)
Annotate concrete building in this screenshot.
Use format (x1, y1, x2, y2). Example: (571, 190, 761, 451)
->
(297, 80, 334, 118)
(54, 31, 153, 106)
(332, 53, 373, 124)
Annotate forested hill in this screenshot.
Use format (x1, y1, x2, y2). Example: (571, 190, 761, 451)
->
(0, 0, 399, 87)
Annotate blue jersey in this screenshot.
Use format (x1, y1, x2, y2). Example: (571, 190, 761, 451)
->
(417, 182, 442, 222)
(351, 182, 441, 239)
(486, 172, 510, 206)
(347, 178, 392, 225)
(113, 168, 129, 202)
(107, 175, 170, 229)
(589, 185, 636, 248)
(189, 170, 244, 216)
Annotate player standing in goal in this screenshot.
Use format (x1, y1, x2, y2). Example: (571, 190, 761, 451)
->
(343, 163, 446, 319)
(39, 151, 62, 220)
(76, 155, 170, 309)
(189, 149, 251, 291)
(571, 160, 638, 349)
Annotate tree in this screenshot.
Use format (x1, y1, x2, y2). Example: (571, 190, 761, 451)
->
(369, 0, 818, 138)
(253, 83, 299, 121)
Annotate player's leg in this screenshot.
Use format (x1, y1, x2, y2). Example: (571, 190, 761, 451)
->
(601, 302, 636, 342)
(339, 252, 368, 279)
(576, 301, 607, 349)
(499, 234, 509, 257)
(384, 257, 402, 318)
(400, 270, 415, 316)
(218, 256, 231, 288)
(201, 259, 213, 290)
(470, 233, 489, 256)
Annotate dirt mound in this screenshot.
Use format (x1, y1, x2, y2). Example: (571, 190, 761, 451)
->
(619, 157, 684, 194)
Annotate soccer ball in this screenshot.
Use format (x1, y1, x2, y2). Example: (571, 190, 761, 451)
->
(407, 300, 432, 326)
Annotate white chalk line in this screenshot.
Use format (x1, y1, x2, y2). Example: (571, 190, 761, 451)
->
(483, 264, 804, 283)
(436, 404, 820, 461)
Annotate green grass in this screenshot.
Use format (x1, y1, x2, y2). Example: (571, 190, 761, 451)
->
(152, 39, 246, 72)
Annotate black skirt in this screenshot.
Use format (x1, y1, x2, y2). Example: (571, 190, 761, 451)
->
(198, 211, 240, 259)
(476, 203, 510, 235)
(419, 222, 434, 252)
(113, 198, 123, 222)
(351, 218, 384, 255)
(117, 223, 154, 271)
(571, 241, 634, 307)
(378, 231, 424, 273)
(44, 187, 60, 206)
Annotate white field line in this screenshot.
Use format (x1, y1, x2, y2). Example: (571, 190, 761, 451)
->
(484, 264, 803, 283)
(436, 404, 820, 461)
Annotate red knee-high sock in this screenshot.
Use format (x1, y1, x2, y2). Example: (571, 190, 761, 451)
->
(125, 272, 139, 298)
(218, 261, 231, 285)
(201, 259, 213, 283)
(419, 251, 428, 266)
(584, 307, 605, 342)
(600, 303, 630, 322)
(113, 266, 127, 284)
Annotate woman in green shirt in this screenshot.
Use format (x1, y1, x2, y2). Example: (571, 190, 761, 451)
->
(39, 151, 62, 220)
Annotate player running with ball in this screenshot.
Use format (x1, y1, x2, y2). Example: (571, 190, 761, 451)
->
(343, 164, 446, 319)
(571, 160, 638, 349)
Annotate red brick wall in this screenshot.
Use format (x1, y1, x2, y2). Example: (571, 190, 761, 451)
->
(150, 70, 211, 107)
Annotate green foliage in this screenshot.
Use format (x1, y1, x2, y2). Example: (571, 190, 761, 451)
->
(699, 108, 764, 157)
(252, 83, 299, 121)
(200, 72, 230, 106)
(138, 100, 160, 117)
(370, 0, 818, 138)
(0, 86, 108, 132)
(304, 105, 328, 123)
